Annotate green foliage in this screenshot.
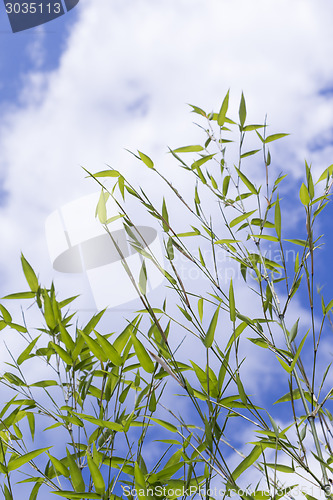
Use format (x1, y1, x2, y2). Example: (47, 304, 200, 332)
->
(1, 92, 333, 500)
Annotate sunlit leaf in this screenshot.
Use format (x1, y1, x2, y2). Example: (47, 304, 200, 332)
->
(21, 254, 39, 293)
(173, 145, 204, 153)
(8, 447, 51, 471)
(203, 305, 220, 348)
(130, 333, 155, 373)
(239, 92, 246, 128)
(138, 151, 154, 169)
(229, 210, 257, 228)
(264, 133, 289, 143)
(87, 455, 105, 495)
(218, 90, 230, 126)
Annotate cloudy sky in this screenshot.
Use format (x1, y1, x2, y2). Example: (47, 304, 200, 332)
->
(0, 0, 333, 497)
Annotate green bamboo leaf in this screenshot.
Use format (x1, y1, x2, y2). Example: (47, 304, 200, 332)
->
(276, 356, 292, 374)
(240, 149, 261, 158)
(10, 321, 29, 332)
(148, 388, 156, 412)
(30, 380, 58, 388)
(8, 447, 51, 471)
(50, 342, 73, 366)
(226, 322, 247, 349)
(303, 495, 317, 500)
(92, 169, 120, 177)
(290, 330, 309, 372)
(192, 154, 215, 170)
(222, 175, 230, 196)
(239, 92, 246, 128)
(21, 254, 39, 293)
(59, 295, 80, 308)
(117, 175, 125, 199)
(78, 331, 107, 363)
(265, 462, 295, 473)
(17, 336, 40, 365)
(106, 214, 125, 224)
(138, 151, 154, 169)
(87, 455, 105, 495)
(267, 412, 279, 437)
(0, 304, 11, 323)
(153, 462, 184, 482)
(275, 195, 281, 240)
(96, 189, 108, 224)
(74, 413, 123, 431)
(299, 183, 310, 205)
(113, 323, 132, 354)
(138, 260, 147, 296)
(188, 104, 206, 117)
(289, 319, 299, 342)
(251, 218, 275, 228)
(236, 374, 246, 404)
(235, 167, 257, 194)
(162, 198, 169, 232)
(66, 449, 85, 492)
(232, 445, 263, 480)
(229, 279, 236, 322)
(2, 292, 36, 300)
(0, 320, 10, 332)
(94, 332, 122, 366)
(243, 125, 265, 132)
(173, 145, 203, 153)
(198, 297, 204, 323)
(3, 372, 25, 386)
(52, 493, 101, 499)
(83, 310, 106, 335)
(252, 235, 279, 242)
(27, 412, 35, 441)
(284, 238, 308, 247)
(29, 482, 41, 500)
(229, 210, 257, 228)
(58, 323, 75, 352)
(218, 90, 230, 126)
(130, 333, 155, 373)
(134, 462, 148, 500)
(218, 348, 231, 390)
(146, 417, 177, 433)
(119, 383, 132, 403)
(305, 162, 315, 199)
(47, 453, 70, 478)
(203, 305, 220, 348)
(214, 239, 241, 245)
(264, 133, 289, 143)
(42, 290, 56, 330)
(3, 484, 12, 500)
(317, 164, 333, 182)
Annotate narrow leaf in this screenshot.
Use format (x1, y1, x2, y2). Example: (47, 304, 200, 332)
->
(8, 447, 51, 471)
(21, 254, 39, 292)
(131, 333, 155, 373)
(138, 151, 154, 169)
(203, 305, 220, 348)
(218, 90, 230, 126)
(229, 210, 257, 228)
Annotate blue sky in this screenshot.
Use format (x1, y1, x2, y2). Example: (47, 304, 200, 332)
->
(1, 0, 333, 497)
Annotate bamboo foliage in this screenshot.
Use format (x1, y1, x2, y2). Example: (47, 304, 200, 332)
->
(0, 94, 333, 500)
